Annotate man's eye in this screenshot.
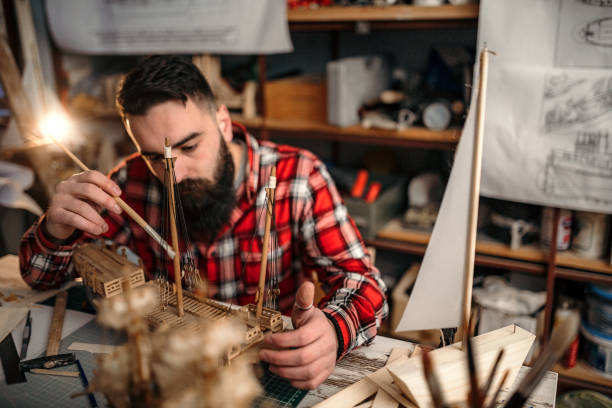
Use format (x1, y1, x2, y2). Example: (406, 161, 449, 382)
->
(181, 144, 198, 152)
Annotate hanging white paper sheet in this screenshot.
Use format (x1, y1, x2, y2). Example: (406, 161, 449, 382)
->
(45, 0, 293, 55)
(476, 0, 612, 213)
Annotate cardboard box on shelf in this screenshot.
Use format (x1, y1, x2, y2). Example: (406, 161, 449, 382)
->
(264, 74, 326, 123)
(390, 263, 441, 346)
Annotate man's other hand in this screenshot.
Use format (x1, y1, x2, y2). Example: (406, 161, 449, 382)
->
(46, 170, 122, 239)
(259, 281, 338, 390)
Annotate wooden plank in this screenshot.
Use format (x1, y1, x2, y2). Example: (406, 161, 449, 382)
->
(556, 251, 612, 275)
(312, 347, 413, 408)
(288, 4, 479, 23)
(387, 325, 535, 407)
(377, 218, 548, 264)
(30, 368, 79, 377)
(371, 347, 412, 408)
(46, 291, 67, 356)
(554, 361, 612, 389)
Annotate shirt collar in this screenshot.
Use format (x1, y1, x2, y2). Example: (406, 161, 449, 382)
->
(231, 122, 260, 204)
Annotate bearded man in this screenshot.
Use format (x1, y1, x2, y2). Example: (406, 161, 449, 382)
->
(19, 55, 388, 390)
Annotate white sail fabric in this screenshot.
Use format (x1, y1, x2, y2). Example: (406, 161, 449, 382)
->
(395, 105, 476, 332)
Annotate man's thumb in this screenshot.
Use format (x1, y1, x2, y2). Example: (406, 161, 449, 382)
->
(292, 281, 315, 328)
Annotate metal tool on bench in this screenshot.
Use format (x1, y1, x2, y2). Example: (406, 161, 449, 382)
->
(19, 353, 98, 407)
(20, 310, 32, 360)
(19, 353, 77, 371)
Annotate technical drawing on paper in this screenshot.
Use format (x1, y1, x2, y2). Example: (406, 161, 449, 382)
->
(576, 0, 612, 7)
(541, 130, 612, 204)
(578, 17, 612, 47)
(556, 0, 612, 68)
(542, 75, 612, 133)
(543, 74, 586, 99)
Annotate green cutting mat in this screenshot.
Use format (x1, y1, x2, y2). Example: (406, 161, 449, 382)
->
(253, 363, 309, 407)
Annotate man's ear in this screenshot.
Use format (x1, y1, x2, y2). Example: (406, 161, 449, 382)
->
(216, 104, 233, 143)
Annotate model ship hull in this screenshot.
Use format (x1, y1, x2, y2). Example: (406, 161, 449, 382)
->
(74, 242, 284, 362)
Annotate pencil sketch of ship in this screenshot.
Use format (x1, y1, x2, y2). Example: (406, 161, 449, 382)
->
(576, 0, 612, 6)
(542, 130, 612, 204)
(578, 17, 612, 47)
(543, 74, 585, 99)
(542, 75, 612, 133)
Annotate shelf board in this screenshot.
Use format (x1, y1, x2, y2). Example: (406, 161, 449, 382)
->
(556, 251, 612, 275)
(376, 218, 548, 264)
(554, 362, 612, 393)
(232, 116, 460, 149)
(288, 4, 479, 23)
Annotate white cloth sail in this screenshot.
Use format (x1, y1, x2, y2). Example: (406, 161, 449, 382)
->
(395, 103, 476, 331)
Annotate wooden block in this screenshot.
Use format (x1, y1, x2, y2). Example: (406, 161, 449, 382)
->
(387, 325, 535, 407)
(46, 291, 68, 356)
(312, 374, 379, 408)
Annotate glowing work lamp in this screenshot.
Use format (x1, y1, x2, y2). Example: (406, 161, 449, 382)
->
(38, 111, 71, 143)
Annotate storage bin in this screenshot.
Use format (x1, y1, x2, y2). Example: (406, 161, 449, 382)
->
(344, 175, 406, 239)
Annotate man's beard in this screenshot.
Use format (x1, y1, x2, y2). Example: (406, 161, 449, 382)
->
(176, 136, 236, 244)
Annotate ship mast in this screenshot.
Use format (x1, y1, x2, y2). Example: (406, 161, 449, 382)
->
(164, 138, 184, 317)
(255, 166, 277, 319)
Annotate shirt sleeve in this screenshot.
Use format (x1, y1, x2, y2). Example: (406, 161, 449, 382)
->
(297, 159, 389, 359)
(19, 168, 133, 290)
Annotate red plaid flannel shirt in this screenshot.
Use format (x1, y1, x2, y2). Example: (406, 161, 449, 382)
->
(19, 124, 388, 358)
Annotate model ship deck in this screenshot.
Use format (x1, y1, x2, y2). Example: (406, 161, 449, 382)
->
(74, 242, 145, 298)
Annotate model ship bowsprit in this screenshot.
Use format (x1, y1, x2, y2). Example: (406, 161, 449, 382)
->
(73, 139, 283, 362)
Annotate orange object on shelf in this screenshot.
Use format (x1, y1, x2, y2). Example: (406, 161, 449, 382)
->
(364, 181, 382, 203)
(350, 169, 369, 198)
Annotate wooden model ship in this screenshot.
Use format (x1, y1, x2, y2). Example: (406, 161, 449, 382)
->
(73, 139, 283, 364)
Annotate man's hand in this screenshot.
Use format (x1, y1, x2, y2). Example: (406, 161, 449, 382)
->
(259, 282, 338, 390)
(46, 171, 122, 239)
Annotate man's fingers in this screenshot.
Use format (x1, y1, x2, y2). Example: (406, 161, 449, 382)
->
(290, 370, 332, 390)
(260, 339, 320, 366)
(292, 281, 315, 328)
(49, 207, 107, 236)
(263, 325, 320, 350)
(74, 171, 122, 197)
(268, 355, 328, 380)
(60, 182, 122, 215)
(295, 281, 315, 310)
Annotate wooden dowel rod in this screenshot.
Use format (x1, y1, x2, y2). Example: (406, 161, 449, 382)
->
(256, 166, 277, 319)
(46, 291, 67, 356)
(461, 48, 495, 347)
(165, 139, 183, 318)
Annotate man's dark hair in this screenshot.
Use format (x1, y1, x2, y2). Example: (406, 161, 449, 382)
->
(116, 55, 216, 120)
